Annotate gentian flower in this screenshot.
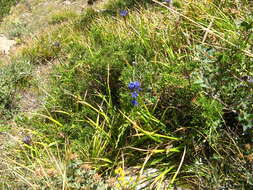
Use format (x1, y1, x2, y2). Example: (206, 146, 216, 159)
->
(133, 81, 140, 89)
(128, 81, 141, 106)
(128, 82, 136, 90)
(131, 91, 138, 98)
(120, 10, 128, 17)
(164, 0, 172, 3)
(131, 99, 138, 106)
(23, 136, 32, 145)
(128, 81, 141, 91)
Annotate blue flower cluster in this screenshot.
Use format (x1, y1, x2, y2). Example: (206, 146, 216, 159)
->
(120, 10, 128, 17)
(128, 81, 141, 106)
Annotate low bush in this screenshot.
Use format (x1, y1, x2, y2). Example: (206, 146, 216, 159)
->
(0, 60, 32, 119)
(0, 0, 19, 21)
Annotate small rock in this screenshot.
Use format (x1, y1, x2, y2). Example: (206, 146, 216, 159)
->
(0, 34, 16, 54)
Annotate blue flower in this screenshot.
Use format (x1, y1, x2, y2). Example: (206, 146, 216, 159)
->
(120, 10, 128, 17)
(164, 0, 172, 3)
(128, 81, 141, 90)
(23, 136, 32, 145)
(133, 81, 140, 89)
(131, 91, 138, 98)
(128, 81, 141, 106)
(131, 99, 138, 106)
(128, 82, 136, 90)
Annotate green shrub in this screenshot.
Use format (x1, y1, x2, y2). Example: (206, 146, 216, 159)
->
(0, 60, 32, 119)
(0, 0, 19, 20)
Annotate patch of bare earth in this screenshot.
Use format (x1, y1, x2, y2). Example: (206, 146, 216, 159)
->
(0, 34, 16, 54)
(19, 62, 54, 115)
(0, 34, 16, 65)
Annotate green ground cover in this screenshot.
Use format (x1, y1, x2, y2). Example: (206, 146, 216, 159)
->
(1, 0, 253, 189)
(0, 0, 19, 21)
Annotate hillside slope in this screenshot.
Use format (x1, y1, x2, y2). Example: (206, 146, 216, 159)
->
(1, 0, 253, 189)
